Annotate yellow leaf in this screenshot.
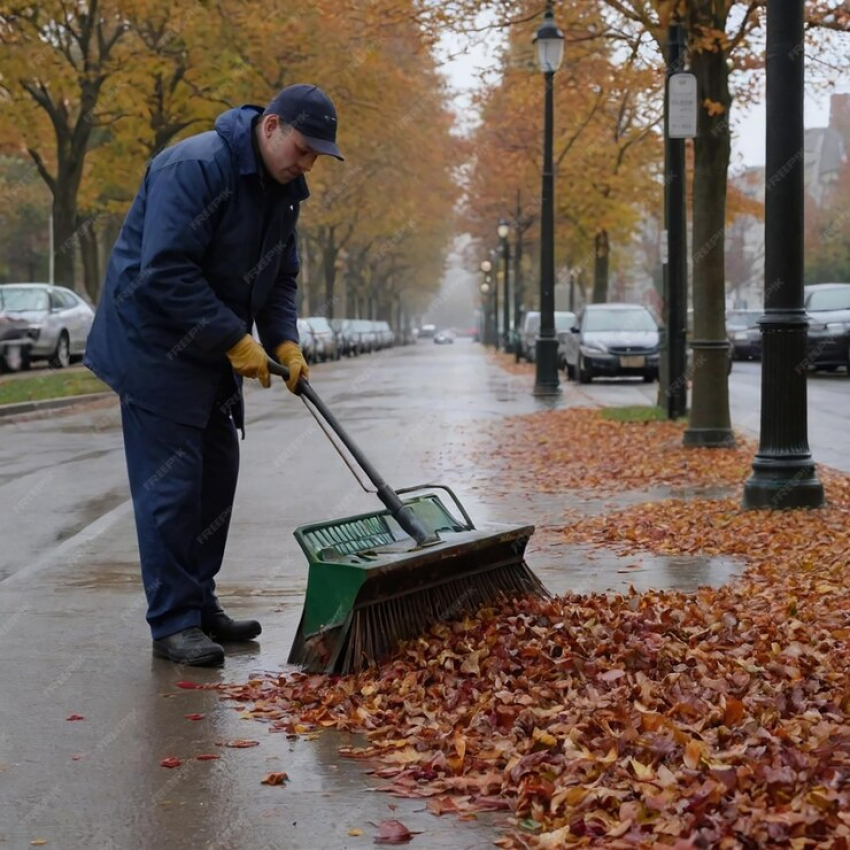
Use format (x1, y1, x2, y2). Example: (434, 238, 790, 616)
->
(348, 828, 364, 836)
(454, 730, 467, 761)
(30, 842, 48, 847)
(703, 98, 726, 117)
(533, 727, 558, 748)
(684, 739, 705, 770)
(630, 758, 654, 780)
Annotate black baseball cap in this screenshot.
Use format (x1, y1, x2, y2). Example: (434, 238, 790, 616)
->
(264, 84, 344, 161)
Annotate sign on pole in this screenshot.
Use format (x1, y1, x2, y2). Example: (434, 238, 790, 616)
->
(668, 73, 698, 138)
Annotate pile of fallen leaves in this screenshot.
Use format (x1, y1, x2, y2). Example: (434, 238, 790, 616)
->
(468, 409, 756, 494)
(217, 549, 848, 847)
(212, 411, 848, 847)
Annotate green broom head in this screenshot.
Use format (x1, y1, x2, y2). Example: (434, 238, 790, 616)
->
(287, 491, 546, 675)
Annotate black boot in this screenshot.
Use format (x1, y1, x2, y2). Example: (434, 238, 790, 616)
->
(152, 627, 224, 667)
(201, 609, 262, 642)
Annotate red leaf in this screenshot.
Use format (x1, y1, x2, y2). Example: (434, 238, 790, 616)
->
(374, 819, 421, 844)
(160, 757, 182, 768)
(184, 713, 205, 721)
(66, 714, 85, 721)
(175, 681, 203, 689)
(195, 754, 221, 761)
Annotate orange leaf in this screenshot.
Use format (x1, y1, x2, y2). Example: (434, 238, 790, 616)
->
(723, 697, 745, 726)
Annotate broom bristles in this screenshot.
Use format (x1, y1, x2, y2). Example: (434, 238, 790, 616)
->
(294, 560, 546, 675)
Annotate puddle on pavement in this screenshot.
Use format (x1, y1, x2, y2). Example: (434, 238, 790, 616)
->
(529, 541, 744, 597)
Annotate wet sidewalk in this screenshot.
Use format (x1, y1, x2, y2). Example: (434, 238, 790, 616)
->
(0, 342, 741, 849)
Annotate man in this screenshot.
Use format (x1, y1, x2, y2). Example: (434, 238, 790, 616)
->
(85, 84, 343, 667)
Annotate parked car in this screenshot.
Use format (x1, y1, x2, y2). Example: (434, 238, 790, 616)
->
(375, 320, 395, 349)
(726, 309, 762, 360)
(803, 282, 850, 373)
(433, 329, 455, 345)
(0, 310, 33, 372)
(418, 323, 437, 340)
(296, 318, 318, 364)
(517, 310, 577, 363)
(330, 318, 360, 357)
(0, 283, 94, 368)
(303, 316, 339, 361)
(562, 303, 660, 383)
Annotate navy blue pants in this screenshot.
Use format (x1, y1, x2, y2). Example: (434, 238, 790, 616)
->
(121, 396, 239, 640)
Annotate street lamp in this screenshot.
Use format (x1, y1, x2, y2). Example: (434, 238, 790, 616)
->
(480, 260, 493, 346)
(533, 1, 564, 396)
(497, 220, 511, 352)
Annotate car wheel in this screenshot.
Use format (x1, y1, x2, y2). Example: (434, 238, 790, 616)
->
(643, 372, 655, 383)
(578, 355, 592, 384)
(566, 362, 575, 381)
(50, 332, 71, 369)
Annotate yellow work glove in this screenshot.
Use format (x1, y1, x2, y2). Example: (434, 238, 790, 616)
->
(226, 334, 271, 388)
(274, 340, 309, 394)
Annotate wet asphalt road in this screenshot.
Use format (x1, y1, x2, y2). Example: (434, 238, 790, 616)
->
(0, 342, 845, 849)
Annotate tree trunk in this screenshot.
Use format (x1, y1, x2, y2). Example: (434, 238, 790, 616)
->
(683, 39, 734, 447)
(592, 230, 609, 303)
(52, 193, 79, 289)
(79, 217, 101, 303)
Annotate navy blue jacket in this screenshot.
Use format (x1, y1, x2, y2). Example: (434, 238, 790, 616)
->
(85, 105, 308, 428)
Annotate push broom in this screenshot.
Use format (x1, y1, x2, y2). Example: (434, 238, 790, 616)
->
(268, 360, 548, 674)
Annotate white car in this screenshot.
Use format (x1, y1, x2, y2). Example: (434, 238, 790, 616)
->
(0, 283, 94, 368)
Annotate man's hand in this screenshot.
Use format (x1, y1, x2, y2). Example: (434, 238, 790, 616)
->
(274, 341, 309, 394)
(226, 334, 271, 388)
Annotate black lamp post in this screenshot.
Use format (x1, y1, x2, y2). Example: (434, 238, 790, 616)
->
(498, 219, 511, 351)
(533, 0, 564, 396)
(478, 279, 490, 345)
(480, 259, 494, 346)
(742, 0, 824, 509)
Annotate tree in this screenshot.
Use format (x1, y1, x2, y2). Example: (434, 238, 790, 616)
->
(463, 1, 662, 314)
(0, 0, 135, 289)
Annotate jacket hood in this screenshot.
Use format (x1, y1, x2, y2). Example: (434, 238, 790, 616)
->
(215, 105, 264, 176)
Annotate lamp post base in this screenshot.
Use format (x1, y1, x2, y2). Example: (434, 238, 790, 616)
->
(533, 337, 561, 396)
(742, 458, 825, 510)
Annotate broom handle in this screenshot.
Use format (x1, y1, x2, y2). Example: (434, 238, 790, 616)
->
(267, 360, 439, 546)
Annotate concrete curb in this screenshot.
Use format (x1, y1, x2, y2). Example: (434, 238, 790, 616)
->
(0, 391, 115, 419)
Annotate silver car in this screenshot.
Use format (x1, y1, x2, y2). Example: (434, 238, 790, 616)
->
(0, 283, 94, 368)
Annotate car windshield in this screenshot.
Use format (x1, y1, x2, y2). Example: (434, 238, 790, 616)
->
(806, 287, 850, 311)
(554, 312, 576, 331)
(584, 308, 656, 332)
(308, 317, 332, 333)
(0, 287, 49, 311)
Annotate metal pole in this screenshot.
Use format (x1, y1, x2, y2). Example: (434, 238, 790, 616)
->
(534, 63, 560, 395)
(513, 191, 523, 337)
(665, 22, 688, 419)
(501, 234, 511, 351)
(742, 0, 824, 509)
(491, 262, 499, 348)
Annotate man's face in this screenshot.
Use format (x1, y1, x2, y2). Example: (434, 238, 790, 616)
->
(258, 115, 319, 184)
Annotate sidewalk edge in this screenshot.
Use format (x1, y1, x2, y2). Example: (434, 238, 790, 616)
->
(0, 391, 115, 419)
